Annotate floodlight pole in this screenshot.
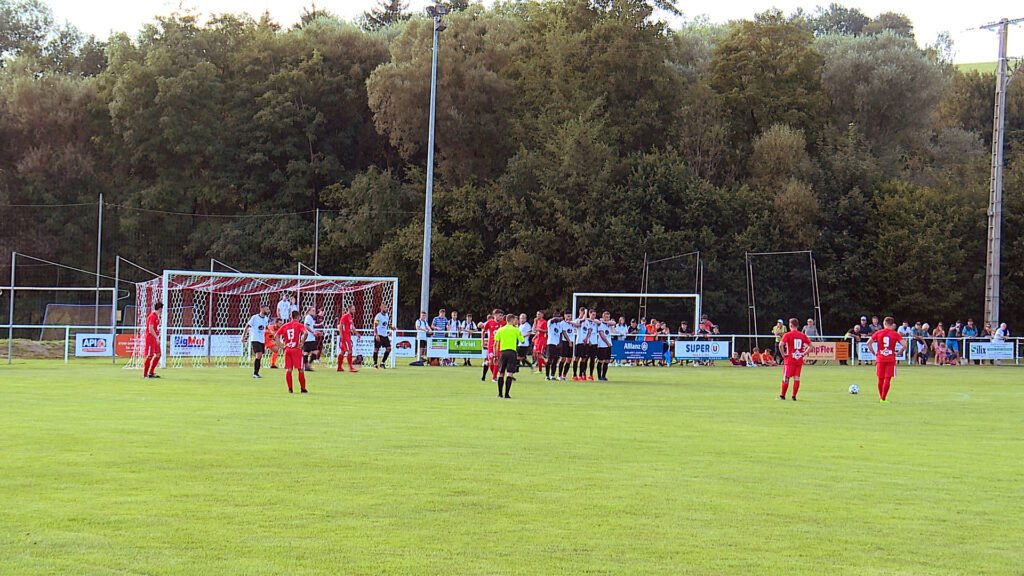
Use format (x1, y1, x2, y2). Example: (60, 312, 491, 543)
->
(981, 17, 1024, 330)
(420, 3, 447, 317)
(95, 194, 103, 330)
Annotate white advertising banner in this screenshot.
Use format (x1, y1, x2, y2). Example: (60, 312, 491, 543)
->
(968, 341, 1015, 361)
(857, 342, 908, 362)
(211, 335, 244, 357)
(75, 333, 114, 357)
(349, 334, 417, 359)
(673, 339, 731, 360)
(170, 334, 209, 357)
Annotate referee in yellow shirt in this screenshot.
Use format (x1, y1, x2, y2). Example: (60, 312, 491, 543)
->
(493, 314, 524, 399)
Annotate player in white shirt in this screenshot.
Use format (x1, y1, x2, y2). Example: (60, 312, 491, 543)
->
(571, 310, 593, 381)
(559, 314, 577, 380)
(414, 311, 431, 365)
(596, 311, 614, 381)
(303, 308, 319, 371)
(459, 313, 476, 366)
(546, 312, 566, 381)
(241, 304, 271, 379)
(373, 304, 392, 368)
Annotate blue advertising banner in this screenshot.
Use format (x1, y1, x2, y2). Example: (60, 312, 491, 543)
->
(612, 339, 666, 361)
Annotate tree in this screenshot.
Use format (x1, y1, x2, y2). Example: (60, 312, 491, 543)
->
(810, 3, 870, 36)
(361, 0, 410, 32)
(0, 0, 53, 57)
(864, 12, 914, 38)
(709, 10, 828, 162)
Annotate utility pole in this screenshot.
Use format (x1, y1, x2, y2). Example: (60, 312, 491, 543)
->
(420, 1, 448, 317)
(980, 17, 1023, 330)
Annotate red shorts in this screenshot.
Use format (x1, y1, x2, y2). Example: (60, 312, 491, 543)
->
(145, 337, 161, 357)
(876, 361, 896, 379)
(783, 362, 803, 379)
(284, 349, 304, 370)
(534, 338, 547, 354)
(339, 336, 353, 352)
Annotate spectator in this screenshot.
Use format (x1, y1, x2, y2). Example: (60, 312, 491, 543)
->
(946, 322, 962, 365)
(962, 318, 980, 365)
(730, 351, 756, 367)
(858, 316, 870, 336)
(843, 324, 863, 365)
(446, 310, 462, 366)
(993, 322, 1010, 365)
(867, 315, 882, 335)
(760, 348, 779, 366)
(910, 322, 927, 365)
(750, 347, 764, 366)
(277, 293, 291, 324)
(698, 314, 714, 334)
(460, 313, 476, 366)
(771, 319, 786, 363)
(897, 321, 913, 344)
(803, 318, 820, 340)
(931, 323, 946, 365)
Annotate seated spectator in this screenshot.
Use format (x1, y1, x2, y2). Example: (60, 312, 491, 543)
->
(760, 348, 778, 366)
(730, 351, 756, 367)
(750, 347, 765, 366)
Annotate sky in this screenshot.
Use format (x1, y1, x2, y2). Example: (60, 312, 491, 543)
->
(45, 0, 1022, 64)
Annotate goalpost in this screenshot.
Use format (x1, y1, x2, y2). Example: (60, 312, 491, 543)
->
(131, 270, 398, 369)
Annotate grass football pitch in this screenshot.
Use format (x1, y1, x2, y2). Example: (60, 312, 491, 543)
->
(1, 360, 1020, 575)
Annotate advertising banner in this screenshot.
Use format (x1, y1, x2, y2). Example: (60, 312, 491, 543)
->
(75, 334, 113, 357)
(427, 337, 485, 359)
(804, 341, 851, 362)
(673, 340, 731, 360)
(968, 341, 1015, 361)
(211, 335, 244, 357)
(348, 334, 418, 359)
(857, 342, 908, 362)
(612, 339, 666, 361)
(170, 334, 209, 357)
(115, 334, 144, 358)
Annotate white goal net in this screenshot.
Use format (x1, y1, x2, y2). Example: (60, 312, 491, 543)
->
(130, 270, 398, 369)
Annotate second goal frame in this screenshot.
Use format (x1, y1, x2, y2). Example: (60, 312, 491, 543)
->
(571, 292, 701, 329)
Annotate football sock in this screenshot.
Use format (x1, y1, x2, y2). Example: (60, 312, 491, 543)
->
(298, 371, 307, 391)
(491, 362, 499, 379)
(142, 357, 151, 376)
(337, 354, 343, 371)
(877, 378, 885, 399)
(781, 381, 789, 397)
(382, 349, 391, 363)
(882, 378, 891, 401)
(373, 351, 379, 365)
(572, 359, 578, 377)
(286, 371, 293, 392)
(482, 363, 490, 380)
(589, 358, 596, 377)
(347, 353, 355, 369)
(254, 358, 261, 376)
(792, 380, 800, 397)
(271, 351, 278, 367)
(497, 376, 504, 396)
(504, 377, 513, 397)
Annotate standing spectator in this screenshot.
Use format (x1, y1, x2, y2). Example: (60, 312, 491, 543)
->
(962, 318, 980, 364)
(698, 314, 714, 335)
(897, 321, 914, 347)
(771, 319, 786, 363)
(993, 322, 1010, 365)
(912, 322, 928, 365)
(867, 316, 882, 335)
(946, 322, 962, 365)
(460, 313, 476, 366)
(844, 324, 863, 365)
(858, 316, 871, 336)
(931, 323, 947, 365)
(289, 296, 299, 320)
(431, 308, 450, 366)
(802, 318, 820, 340)
(277, 293, 291, 324)
(413, 311, 432, 366)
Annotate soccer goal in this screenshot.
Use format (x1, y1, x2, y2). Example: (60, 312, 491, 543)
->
(571, 292, 702, 329)
(131, 270, 398, 369)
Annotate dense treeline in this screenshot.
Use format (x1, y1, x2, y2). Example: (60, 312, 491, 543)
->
(1, 0, 1022, 333)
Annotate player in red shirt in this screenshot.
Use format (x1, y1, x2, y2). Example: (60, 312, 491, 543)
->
(869, 316, 904, 403)
(533, 311, 548, 374)
(276, 310, 310, 393)
(778, 317, 809, 401)
(142, 302, 163, 378)
(479, 309, 505, 382)
(336, 304, 357, 373)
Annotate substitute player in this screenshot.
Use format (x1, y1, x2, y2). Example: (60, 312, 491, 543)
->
(778, 317, 810, 401)
(142, 301, 163, 379)
(276, 310, 309, 393)
(241, 304, 271, 379)
(493, 314, 524, 399)
(337, 304, 357, 372)
(869, 316, 904, 403)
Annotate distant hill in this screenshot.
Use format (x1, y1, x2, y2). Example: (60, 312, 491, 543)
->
(956, 62, 997, 74)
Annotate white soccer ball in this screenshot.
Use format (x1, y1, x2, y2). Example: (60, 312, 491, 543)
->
(849, 384, 859, 395)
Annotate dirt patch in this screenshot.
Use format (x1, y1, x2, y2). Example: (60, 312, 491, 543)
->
(0, 339, 66, 359)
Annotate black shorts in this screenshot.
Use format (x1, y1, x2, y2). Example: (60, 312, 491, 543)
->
(251, 342, 266, 354)
(376, 336, 391, 349)
(574, 343, 589, 359)
(498, 349, 518, 374)
(302, 341, 318, 353)
(560, 341, 573, 358)
(597, 347, 612, 361)
(517, 345, 531, 357)
(588, 344, 599, 359)
(547, 343, 562, 363)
